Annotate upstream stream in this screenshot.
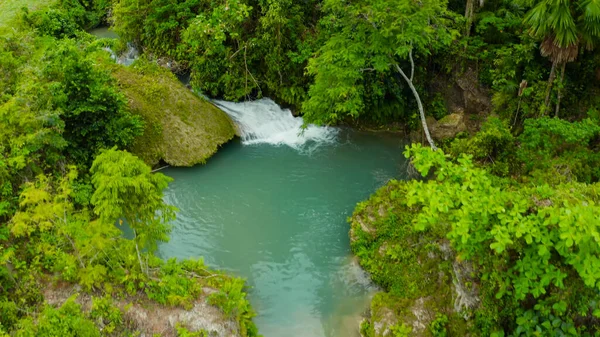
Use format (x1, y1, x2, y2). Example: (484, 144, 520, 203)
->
(88, 27, 408, 336)
(158, 99, 408, 337)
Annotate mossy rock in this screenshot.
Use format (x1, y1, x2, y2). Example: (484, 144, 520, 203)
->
(112, 60, 235, 167)
(427, 112, 467, 141)
(351, 180, 473, 336)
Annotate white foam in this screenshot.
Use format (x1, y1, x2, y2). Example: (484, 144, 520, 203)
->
(213, 98, 338, 151)
(103, 43, 138, 66)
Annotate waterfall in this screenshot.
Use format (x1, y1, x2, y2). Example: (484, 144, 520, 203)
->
(213, 98, 338, 150)
(103, 43, 138, 66)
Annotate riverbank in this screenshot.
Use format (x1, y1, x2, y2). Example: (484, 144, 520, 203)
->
(0, 2, 259, 336)
(349, 180, 473, 336)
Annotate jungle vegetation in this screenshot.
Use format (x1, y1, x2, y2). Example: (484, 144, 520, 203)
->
(1, 0, 600, 336)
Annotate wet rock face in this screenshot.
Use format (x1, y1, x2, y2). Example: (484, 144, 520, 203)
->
(431, 67, 491, 118)
(455, 68, 491, 116)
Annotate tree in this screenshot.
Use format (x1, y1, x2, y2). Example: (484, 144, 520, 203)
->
(111, 0, 151, 46)
(42, 40, 143, 164)
(181, 0, 255, 100)
(8, 167, 126, 291)
(523, 0, 600, 116)
(90, 148, 176, 274)
(302, 0, 458, 150)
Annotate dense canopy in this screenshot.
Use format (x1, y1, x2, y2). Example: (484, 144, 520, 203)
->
(1, 0, 600, 335)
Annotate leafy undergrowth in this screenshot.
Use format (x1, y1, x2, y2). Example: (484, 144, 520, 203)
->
(111, 58, 236, 167)
(351, 181, 470, 337)
(1, 151, 259, 337)
(1, 1, 254, 335)
(351, 144, 600, 336)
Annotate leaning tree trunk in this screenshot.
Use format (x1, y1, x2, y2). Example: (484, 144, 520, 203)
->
(555, 63, 566, 118)
(394, 63, 438, 151)
(544, 60, 558, 114)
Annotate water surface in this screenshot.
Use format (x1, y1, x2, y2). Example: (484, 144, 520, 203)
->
(88, 26, 118, 39)
(159, 127, 407, 336)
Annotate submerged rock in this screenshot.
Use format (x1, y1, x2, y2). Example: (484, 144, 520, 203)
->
(112, 60, 236, 167)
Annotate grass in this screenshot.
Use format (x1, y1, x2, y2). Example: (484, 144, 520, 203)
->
(0, 0, 55, 30)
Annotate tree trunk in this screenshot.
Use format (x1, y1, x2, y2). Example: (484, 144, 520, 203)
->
(465, 0, 474, 37)
(132, 229, 145, 275)
(544, 60, 557, 114)
(513, 97, 522, 128)
(555, 63, 566, 118)
(394, 63, 438, 151)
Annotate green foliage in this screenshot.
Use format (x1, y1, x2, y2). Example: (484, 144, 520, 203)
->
(517, 117, 600, 183)
(207, 277, 259, 337)
(0, 3, 260, 337)
(255, 0, 321, 106)
(523, 0, 600, 52)
(448, 117, 515, 176)
(145, 258, 205, 307)
(2, 156, 259, 336)
(91, 148, 175, 262)
(429, 313, 449, 337)
(13, 297, 101, 337)
(23, 8, 81, 38)
(181, 0, 254, 99)
(176, 324, 208, 337)
(112, 0, 321, 106)
(22, 0, 109, 37)
(90, 296, 123, 334)
(449, 117, 600, 183)
(42, 39, 143, 165)
(426, 93, 449, 121)
(302, 0, 458, 125)
(379, 144, 600, 334)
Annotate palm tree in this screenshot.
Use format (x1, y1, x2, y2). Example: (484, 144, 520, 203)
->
(524, 0, 600, 117)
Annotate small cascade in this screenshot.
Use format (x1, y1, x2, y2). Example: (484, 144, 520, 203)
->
(103, 43, 138, 66)
(213, 98, 338, 150)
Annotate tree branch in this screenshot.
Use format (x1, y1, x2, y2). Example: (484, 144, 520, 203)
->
(409, 49, 415, 82)
(393, 63, 438, 151)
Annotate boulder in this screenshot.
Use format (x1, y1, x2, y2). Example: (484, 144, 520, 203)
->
(112, 61, 236, 167)
(428, 110, 467, 140)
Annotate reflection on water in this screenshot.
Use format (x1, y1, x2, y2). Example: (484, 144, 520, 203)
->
(160, 131, 406, 337)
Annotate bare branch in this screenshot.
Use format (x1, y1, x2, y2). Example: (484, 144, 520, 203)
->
(409, 49, 415, 81)
(393, 63, 438, 151)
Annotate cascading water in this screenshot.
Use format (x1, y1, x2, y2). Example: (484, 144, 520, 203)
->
(87, 27, 403, 337)
(213, 99, 338, 151)
(103, 43, 139, 66)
